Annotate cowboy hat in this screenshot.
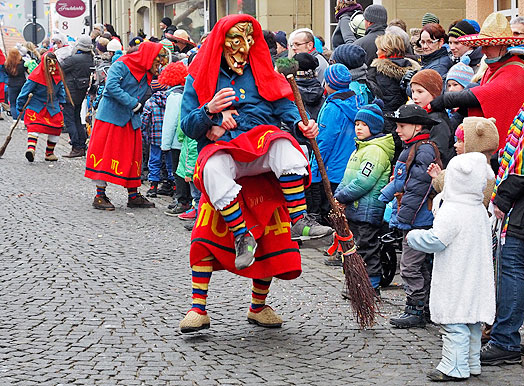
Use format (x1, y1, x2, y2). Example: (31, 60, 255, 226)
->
(166, 29, 196, 47)
(457, 12, 524, 47)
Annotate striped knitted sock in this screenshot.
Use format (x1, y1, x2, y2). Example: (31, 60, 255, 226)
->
(279, 174, 307, 225)
(96, 186, 106, 197)
(249, 278, 272, 313)
(45, 140, 56, 156)
(219, 197, 247, 237)
(190, 256, 214, 315)
(27, 135, 38, 152)
(128, 187, 138, 200)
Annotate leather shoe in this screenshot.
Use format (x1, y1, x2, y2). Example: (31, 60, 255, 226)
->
(63, 148, 86, 158)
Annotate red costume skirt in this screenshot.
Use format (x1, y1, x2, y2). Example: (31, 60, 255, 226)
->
(190, 125, 310, 280)
(24, 108, 64, 136)
(84, 119, 142, 188)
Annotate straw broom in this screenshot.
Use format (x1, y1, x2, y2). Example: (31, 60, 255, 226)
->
(276, 58, 379, 328)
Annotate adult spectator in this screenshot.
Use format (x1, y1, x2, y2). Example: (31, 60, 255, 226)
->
(293, 53, 325, 120)
(429, 12, 524, 155)
(274, 31, 288, 60)
(289, 28, 328, 83)
(418, 23, 453, 79)
(263, 30, 277, 61)
(386, 25, 414, 56)
(104, 24, 120, 41)
(510, 16, 524, 37)
(353, 4, 387, 66)
(90, 24, 104, 43)
(331, 0, 364, 49)
(389, 18, 407, 32)
(167, 30, 196, 56)
(160, 17, 172, 39)
(448, 20, 483, 72)
(62, 35, 94, 158)
(422, 12, 439, 27)
(4, 48, 27, 119)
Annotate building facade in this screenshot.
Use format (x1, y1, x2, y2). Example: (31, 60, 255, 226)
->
(93, 0, 523, 49)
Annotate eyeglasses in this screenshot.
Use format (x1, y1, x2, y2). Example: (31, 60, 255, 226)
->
(420, 39, 439, 46)
(290, 41, 308, 49)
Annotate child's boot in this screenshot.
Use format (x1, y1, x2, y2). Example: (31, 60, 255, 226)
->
(390, 300, 426, 328)
(146, 181, 158, 198)
(44, 140, 58, 161)
(157, 179, 174, 196)
(25, 134, 38, 162)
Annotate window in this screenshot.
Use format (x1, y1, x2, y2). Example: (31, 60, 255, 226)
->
(165, 0, 206, 43)
(494, 0, 519, 18)
(325, 0, 373, 49)
(226, 0, 256, 16)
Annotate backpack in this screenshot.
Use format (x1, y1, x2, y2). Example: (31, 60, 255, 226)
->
(348, 11, 366, 39)
(349, 80, 371, 108)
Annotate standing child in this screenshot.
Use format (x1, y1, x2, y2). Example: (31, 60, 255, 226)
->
(444, 62, 475, 131)
(309, 63, 359, 224)
(379, 104, 441, 328)
(333, 103, 395, 290)
(410, 69, 455, 166)
(407, 152, 495, 381)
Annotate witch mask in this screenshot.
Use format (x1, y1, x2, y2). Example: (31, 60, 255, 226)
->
(223, 22, 255, 75)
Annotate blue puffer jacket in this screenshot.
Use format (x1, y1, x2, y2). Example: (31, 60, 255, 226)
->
(95, 61, 150, 129)
(310, 89, 359, 184)
(379, 132, 437, 230)
(421, 47, 453, 80)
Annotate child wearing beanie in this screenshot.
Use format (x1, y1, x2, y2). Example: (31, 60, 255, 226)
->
(141, 62, 188, 199)
(294, 53, 325, 120)
(428, 117, 499, 208)
(333, 103, 395, 292)
(411, 69, 455, 166)
(445, 62, 475, 130)
(308, 63, 360, 225)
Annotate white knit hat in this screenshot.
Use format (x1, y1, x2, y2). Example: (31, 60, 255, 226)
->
(106, 39, 123, 52)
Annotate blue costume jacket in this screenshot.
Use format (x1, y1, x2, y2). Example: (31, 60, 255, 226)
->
(310, 89, 359, 184)
(379, 133, 437, 230)
(181, 64, 303, 152)
(16, 79, 66, 116)
(95, 61, 149, 129)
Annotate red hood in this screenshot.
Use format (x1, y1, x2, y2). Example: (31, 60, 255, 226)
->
(119, 41, 163, 84)
(189, 14, 293, 106)
(28, 53, 62, 86)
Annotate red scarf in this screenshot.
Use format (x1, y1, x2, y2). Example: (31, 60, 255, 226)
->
(189, 14, 293, 106)
(119, 41, 163, 84)
(28, 53, 62, 86)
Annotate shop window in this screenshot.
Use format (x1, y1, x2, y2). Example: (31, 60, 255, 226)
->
(326, 0, 373, 48)
(167, 0, 206, 43)
(495, 0, 519, 18)
(226, 0, 256, 16)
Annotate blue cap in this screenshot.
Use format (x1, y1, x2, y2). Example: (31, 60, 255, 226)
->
(355, 103, 384, 135)
(324, 63, 352, 91)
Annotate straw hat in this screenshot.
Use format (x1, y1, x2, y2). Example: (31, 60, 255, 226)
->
(166, 29, 196, 47)
(457, 12, 524, 47)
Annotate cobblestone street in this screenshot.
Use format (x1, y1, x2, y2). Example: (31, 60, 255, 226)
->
(0, 118, 522, 385)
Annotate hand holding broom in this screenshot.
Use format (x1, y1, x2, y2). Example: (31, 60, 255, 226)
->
(0, 93, 33, 158)
(276, 58, 379, 328)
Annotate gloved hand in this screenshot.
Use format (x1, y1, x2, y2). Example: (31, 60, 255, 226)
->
(132, 102, 142, 114)
(429, 95, 445, 112)
(400, 69, 417, 92)
(396, 222, 412, 231)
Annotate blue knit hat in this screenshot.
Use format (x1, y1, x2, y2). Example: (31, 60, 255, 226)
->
(332, 44, 366, 69)
(355, 103, 384, 135)
(463, 19, 481, 33)
(446, 62, 474, 89)
(275, 31, 287, 48)
(324, 63, 352, 91)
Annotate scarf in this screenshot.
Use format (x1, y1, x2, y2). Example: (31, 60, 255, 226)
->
(119, 41, 163, 84)
(188, 14, 293, 107)
(492, 103, 524, 241)
(335, 3, 363, 22)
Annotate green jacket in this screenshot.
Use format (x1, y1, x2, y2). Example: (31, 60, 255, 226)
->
(334, 133, 395, 225)
(175, 124, 198, 180)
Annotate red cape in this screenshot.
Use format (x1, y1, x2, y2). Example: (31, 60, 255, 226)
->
(188, 14, 293, 106)
(28, 53, 62, 86)
(119, 41, 163, 83)
(470, 55, 524, 150)
(190, 126, 310, 280)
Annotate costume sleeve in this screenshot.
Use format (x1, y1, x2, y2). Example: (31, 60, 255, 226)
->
(406, 229, 446, 253)
(103, 62, 138, 109)
(57, 82, 66, 104)
(16, 79, 37, 111)
(432, 89, 480, 111)
(493, 175, 524, 213)
(335, 148, 387, 203)
(180, 74, 223, 141)
(338, 15, 357, 44)
(397, 144, 436, 226)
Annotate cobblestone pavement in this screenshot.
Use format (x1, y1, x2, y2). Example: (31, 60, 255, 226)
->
(0, 118, 522, 385)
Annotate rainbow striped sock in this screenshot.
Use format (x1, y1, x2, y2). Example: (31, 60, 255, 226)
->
(190, 256, 213, 315)
(96, 186, 106, 197)
(279, 174, 307, 225)
(45, 140, 56, 156)
(219, 198, 247, 237)
(27, 135, 38, 152)
(128, 187, 138, 200)
(250, 278, 272, 313)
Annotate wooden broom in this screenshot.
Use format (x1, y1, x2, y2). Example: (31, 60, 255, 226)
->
(0, 93, 33, 158)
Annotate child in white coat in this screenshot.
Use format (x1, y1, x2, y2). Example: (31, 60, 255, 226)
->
(406, 152, 496, 382)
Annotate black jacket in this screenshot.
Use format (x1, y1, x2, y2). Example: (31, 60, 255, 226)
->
(428, 110, 455, 167)
(6, 61, 26, 88)
(493, 175, 524, 240)
(62, 51, 94, 105)
(354, 23, 386, 67)
(296, 77, 325, 121)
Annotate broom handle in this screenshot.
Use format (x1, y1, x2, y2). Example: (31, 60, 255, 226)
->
(285, 75, 346, 221)
(8, 93, 33, 137)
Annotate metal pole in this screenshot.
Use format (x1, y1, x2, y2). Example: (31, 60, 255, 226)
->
(209, 0, 217, 29)
(89, 0, 94, 29)
(32, 0, 37, 44)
